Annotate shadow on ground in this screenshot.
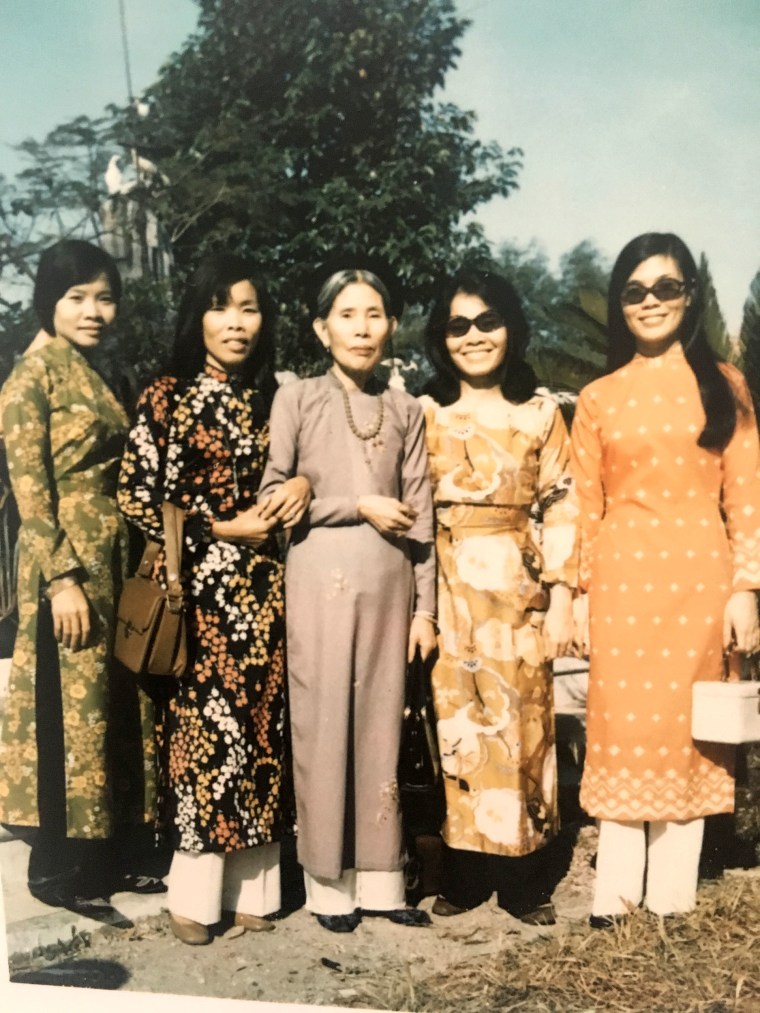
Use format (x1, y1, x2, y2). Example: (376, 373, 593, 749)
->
(11, 957, 130, 989)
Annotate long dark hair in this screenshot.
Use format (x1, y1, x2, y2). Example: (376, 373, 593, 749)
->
(169, 253, 277, 403)
(34, 239, 122, 335)
(607, 232, 738, 450)
(424, 266, 538, 405)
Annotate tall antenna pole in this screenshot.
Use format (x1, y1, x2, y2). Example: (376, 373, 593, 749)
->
(118, 0, 135, 103)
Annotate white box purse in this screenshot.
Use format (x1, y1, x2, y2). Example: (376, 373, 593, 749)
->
(692, 653, 760, 745)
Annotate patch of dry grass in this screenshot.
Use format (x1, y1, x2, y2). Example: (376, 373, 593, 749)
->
(351, 875, 760, 1013)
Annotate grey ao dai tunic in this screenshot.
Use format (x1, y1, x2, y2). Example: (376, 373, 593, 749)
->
(259, 372, 435, 881)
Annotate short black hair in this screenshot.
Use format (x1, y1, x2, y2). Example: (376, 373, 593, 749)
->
(34, 240, 122, 335)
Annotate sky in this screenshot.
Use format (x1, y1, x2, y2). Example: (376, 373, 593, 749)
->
(0, 0, 758, 334)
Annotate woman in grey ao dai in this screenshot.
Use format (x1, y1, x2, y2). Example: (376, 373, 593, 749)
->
(259, 264, 436, 932)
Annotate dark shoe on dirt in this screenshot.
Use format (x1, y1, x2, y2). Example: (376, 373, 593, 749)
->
(112, 873, 167, 895)
(432, 896, 467, 917)
(516, 903, 556, 926)
(589, 914, 622, 930)
(29, 880, 133, 927)
(363, 907, 432, 926)
(316, 911, 362, 933)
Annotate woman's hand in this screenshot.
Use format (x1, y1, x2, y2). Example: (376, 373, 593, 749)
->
(212, 504, 277, 548)
(543, 583, 574, 660)
(723, 590, 760, 654)
(357, 495, 417, 536)
(408, 614, 437, 663)
(259, 476, 312, 530)
(50, 584, 91, 652)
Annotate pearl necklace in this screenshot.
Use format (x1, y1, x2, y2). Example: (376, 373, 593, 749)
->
(339, 381, 384, 441)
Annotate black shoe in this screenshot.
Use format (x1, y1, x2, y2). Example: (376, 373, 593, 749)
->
(29, 882, 133, 928)
(516, 903, 556, 926)
(589, 914, 622, 930)
(363, 908, 432, 926)
(431, 896, 468, 916)
(111, 873, 167, 895)
(316, 911, 362, 933)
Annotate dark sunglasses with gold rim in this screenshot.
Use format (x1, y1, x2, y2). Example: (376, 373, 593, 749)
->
(620, 277, 690, 306)
(445, 309, 505, 338)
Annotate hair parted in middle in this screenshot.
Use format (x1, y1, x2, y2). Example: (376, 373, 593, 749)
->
(424, 265, 538, 406)
(314, 269, 395, 322)
(169, 252, 277, 402)
(606, 231, 742, 451)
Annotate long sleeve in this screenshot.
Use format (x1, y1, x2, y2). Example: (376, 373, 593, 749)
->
(118, 379, 172, 543)
(570, 387, 605, 593)
(117, 377, 214, 551)
(259, 382, 361, 526)
(0, 360, 83, 582)
(720, 367, 760, 591)
(400, 399, 436, 614)
(536, 404, 578, 587)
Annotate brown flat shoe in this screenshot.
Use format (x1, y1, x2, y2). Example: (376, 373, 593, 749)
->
(234, 911, 275, 932)
(432, 896, 467, 917)
(170, 913, 210, 945)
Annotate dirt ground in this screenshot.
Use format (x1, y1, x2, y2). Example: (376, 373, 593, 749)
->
(7, 750, 759, 1011)
(7, 824, 595, 1010)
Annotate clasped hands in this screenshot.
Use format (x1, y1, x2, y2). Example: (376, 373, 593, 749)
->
(212, 477, 312, 547)
(357, 494, 417, 537)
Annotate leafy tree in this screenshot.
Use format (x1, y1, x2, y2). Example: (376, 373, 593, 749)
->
(698, 254, 733, 362)
(739, 269, 760, 419)
(495, 239, 608, 394)
(1, 1, 521, 381)
(116, 0, 522, 373)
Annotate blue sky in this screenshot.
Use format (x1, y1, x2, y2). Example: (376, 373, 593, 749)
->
(1, 0, 758, 333)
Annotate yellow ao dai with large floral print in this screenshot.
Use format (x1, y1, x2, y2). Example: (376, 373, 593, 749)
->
(421, 393, 578, 857)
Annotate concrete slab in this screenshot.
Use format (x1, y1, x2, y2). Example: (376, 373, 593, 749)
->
(0, 834, 167, 959)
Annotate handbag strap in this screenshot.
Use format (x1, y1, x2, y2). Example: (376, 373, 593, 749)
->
(162, 501, 184, 614)
(723, 649, 760, 682)
(134, 502, 185, 614)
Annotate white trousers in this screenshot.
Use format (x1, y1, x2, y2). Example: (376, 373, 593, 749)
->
(593, 818, 705, 917)
(304, 868, 406, 916)
(168, 843, 280, 925)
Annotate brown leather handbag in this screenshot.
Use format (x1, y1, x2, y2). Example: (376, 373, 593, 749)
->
(113, 502, 188, 677)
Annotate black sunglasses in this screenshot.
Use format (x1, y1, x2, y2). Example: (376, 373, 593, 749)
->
(620, 277, 688, 306)
(445, 309, 504, 338)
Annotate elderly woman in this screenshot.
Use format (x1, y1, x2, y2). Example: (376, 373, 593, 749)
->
(118, 254, 309, 945)
(259, 258, 436, 932)
(571, 232, 760, 926)
(420, 266, 577, 925)
(0, 240, 157, 916)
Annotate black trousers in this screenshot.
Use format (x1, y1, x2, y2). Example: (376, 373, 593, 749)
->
(439, 834, 570, 917)
(27, 599, 114, 895)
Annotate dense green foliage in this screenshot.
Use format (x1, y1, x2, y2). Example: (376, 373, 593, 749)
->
(739, 269, 760, 419)
(496, 239, 609, 394)
(1, 0, 522, 384)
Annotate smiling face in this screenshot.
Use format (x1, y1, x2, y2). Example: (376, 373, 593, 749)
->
(622, 254, 688, 355)
(202, 279, 262, 373)
(445, 291, 508, 383)
(52, 273, 117, 349)
(313, 281, 396, 387)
